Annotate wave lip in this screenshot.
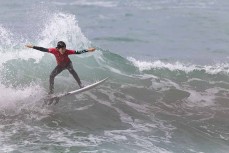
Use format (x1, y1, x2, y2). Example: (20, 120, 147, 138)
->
(128, 57, 229, 75)
(38, 12, 90, 50)
(69, 0, 117, 8)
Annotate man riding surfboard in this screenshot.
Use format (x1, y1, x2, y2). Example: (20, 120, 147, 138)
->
(26, 41, 95, 95)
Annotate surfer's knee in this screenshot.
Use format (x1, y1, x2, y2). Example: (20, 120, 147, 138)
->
(68, 68, 76, 74)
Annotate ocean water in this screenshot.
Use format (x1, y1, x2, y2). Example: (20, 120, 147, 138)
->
(1, 0, 229, 153)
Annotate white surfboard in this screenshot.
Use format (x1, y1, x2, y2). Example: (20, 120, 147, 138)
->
(45, 77, 109, 105)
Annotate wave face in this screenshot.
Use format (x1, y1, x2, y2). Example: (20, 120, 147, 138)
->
(1, 3, 229, 153)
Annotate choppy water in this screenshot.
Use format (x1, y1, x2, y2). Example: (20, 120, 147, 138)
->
(1, 0, 229, 153)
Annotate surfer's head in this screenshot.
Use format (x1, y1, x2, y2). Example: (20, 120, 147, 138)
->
(56, 41, 66, 54)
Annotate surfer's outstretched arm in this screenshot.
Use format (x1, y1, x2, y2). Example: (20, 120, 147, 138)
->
(33, 46, 49, 52)
(75, 49, 88, 54)
(74, 48, 96, 54)
(26, 45, 48, 52)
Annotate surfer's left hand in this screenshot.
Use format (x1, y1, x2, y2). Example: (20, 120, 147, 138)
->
(87, 48, 96, 52)
(25, 44, 34, 48)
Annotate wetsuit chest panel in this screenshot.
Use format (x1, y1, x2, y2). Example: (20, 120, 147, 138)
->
(48, 48, 71, 66)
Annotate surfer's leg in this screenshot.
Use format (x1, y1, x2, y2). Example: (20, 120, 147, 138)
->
(66, 63, 83, 88)
(49, 65, 64, 94)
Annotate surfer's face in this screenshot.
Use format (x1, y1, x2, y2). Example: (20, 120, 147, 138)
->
(58, 47, 66, 54)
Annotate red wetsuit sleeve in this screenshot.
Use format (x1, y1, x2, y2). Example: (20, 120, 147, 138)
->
(66, 49, 76, 55)
(48, 48, 57, 54)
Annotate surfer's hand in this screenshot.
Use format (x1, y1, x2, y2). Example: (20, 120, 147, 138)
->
(26, 44, 34, 48)
(87, 48, 96, 52)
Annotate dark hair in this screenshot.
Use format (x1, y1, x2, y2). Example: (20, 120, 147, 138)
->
(56, 41, 66, 49)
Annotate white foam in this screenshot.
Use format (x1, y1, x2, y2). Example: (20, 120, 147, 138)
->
(48, 129, 104, 147)
(0, 25, 17, 65)
(128, 57, 229, 75)
(70, 0, 117, 8)
(185, 88, 219, 107)
(0, 25, 45, 65)
(1, 12, 91, 65)
(124, 0, 216, 10)
(74, 104, 94, 111)
(128, 57, 197, 72)
(0, 145, 15, 153)
(0, 25, 13, 48)
(38, 12, 90, 50)
(0, 83, 46, 116)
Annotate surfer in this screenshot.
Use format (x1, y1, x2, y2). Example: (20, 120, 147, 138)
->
(26, 41, 95, 95)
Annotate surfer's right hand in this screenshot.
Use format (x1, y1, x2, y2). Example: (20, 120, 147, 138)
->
(87, 48, 96, 52)
(25, 44, 33, 48)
